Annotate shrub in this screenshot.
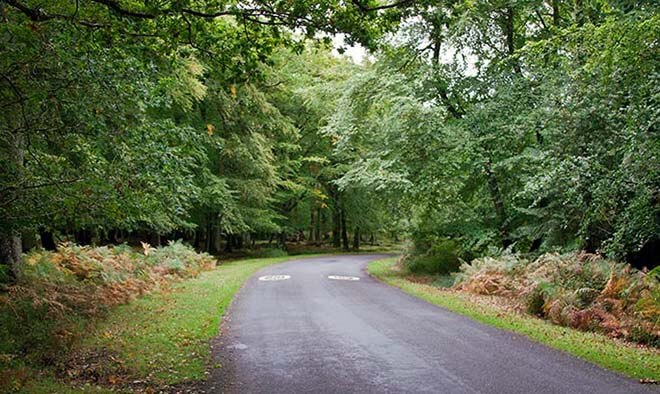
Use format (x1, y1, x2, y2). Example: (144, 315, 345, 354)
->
(256, 248, 288, 258)
(0, 241, 216, 365)
(404, 238, 462, 275)
(526, 286, 545, 316)
(453, 252, 660, 346)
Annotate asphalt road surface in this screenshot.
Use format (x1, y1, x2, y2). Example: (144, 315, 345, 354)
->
(206, 254, 656, 393)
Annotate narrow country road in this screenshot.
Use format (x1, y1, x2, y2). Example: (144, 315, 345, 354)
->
(206, 255, 655, 394)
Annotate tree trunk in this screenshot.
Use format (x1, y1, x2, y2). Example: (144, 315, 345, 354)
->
(1, 131, 25, 280)
(0, 233, 22, 282)
(332, 189, 341, 248)
(279, 232, 288, 251)
(205, 222, 211, 253)
(483, 159, 509, 247)
(315, 206, 322, 245)
(75, 229, 93, 246)
(193, 229, 201, 250)
(340, 207, 349, 251)
(224, 234, 233, 253)
(504, 7, 521, 74)
(432, 33, 464, 119)
(39, 228, 57, 250)
(332, 207, 340, 248)
(332, 206, 341, 248)
(551, 0, 560, 26)
(353, 226, 360, 250)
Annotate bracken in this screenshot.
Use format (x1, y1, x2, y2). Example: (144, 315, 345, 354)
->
(453, 252, 659, 346)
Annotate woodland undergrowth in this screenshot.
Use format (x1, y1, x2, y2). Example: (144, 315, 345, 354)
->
(454, 252, 659, 347)
(0, 241, 216, 378)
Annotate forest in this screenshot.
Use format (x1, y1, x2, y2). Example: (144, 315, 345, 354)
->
(2, 0, 658, 277)
(0, 0, 659, 391)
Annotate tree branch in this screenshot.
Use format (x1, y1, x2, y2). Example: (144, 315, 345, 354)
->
(90, 0, 156, 19)
(351, 0, 414, 12)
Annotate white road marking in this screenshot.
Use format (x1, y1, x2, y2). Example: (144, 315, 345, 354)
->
(328, 275, 360, 281)
(258, 274, 290, 281)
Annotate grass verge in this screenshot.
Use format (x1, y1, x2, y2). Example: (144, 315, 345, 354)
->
(368, 257, 660, 381)
(77, 254, 327, 387)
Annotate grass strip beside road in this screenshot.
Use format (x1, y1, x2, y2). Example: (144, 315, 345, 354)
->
(368, 257, 660, 381)
(79, 254, 324, 386)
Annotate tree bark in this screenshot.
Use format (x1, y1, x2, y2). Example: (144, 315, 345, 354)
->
(504, 7, 521, 74)
(194, 229, 203, 250)
(1, 129, 25, 280)
(315, 206, 322, 245)
(353, 226, 360, 250)
(432, 33, 464, 119)
(309, 208, 315, 241)
(39, 227, 57, 250)
(279, 232, 287, 251)
(0, 233, 22, 282)
(224, 234, 233, 253)
(75, 229, 92, 245)
(332, 206, 341, 248)
(551, 0, 560, 26)
(483, 159, 509, 246)
(340, 206, 349, 251)
(152, 233, 161, 247)
(330, 186, 341, 248)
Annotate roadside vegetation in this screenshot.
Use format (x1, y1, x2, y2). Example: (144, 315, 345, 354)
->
(369, 257, 659, 381)
(73, 254, 322, 390)
(455, 253, 659, 347)
(1, 0, 658, 390)
(1, 250, 356, 392)
(0, 242, 215, 392)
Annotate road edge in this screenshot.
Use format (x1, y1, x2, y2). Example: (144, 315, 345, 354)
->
(366, 257, 660, 383)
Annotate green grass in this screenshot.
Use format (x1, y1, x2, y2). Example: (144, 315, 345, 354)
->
(79, 254, 326, 385)
(368, 257, 660, 381)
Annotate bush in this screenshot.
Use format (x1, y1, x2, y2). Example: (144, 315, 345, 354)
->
(526, 286, 545, 316)
(256, 248, 288, 258)
(0, 241, 216, 365)
(405, 239, 461, 275)
(454, 252, 660, 346)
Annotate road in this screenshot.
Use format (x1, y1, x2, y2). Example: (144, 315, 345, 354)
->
(206, 254, 655, 393)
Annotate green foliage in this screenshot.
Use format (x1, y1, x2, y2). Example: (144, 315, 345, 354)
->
(0, 0, 400, 277)
(325, 2, 660, 266)
(404, 238, 462, 275)
(1, 0, 658, 385)
(0, 242, 215, 366)
(255, 248, 289, 258)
